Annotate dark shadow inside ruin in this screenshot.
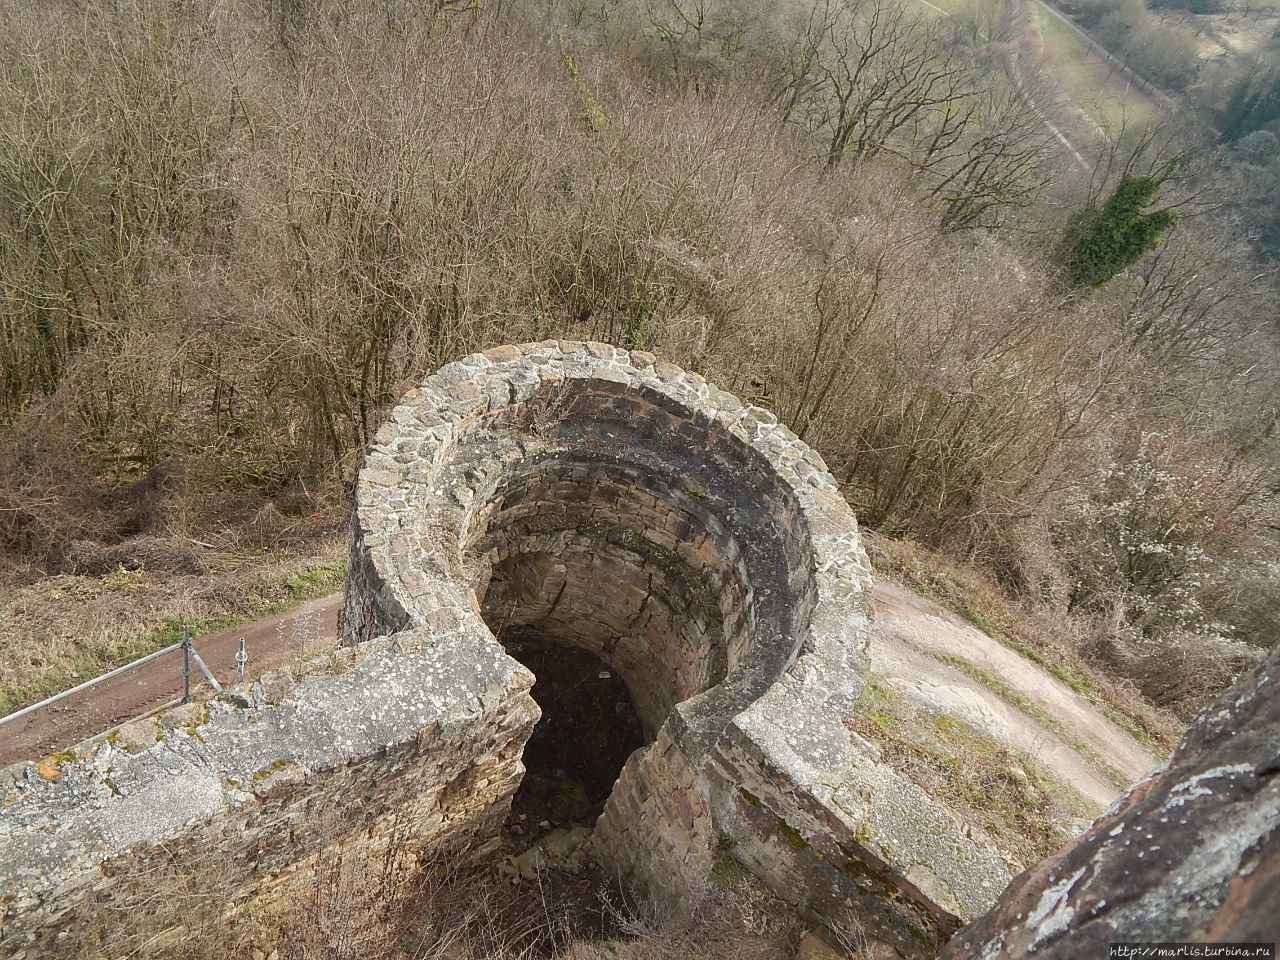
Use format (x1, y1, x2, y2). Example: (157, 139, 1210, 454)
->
(499, 630, 645, 843)
(466, 453, 745, 845)
(449, 377, 816, 851)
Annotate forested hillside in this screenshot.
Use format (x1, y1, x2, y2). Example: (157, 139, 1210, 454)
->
(0, 0, 1275, 721)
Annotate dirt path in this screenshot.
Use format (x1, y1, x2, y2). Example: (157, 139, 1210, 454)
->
(869, 580, 1161, 809)
(1003, 9, 1094, 173)
(0, 595, 341, 768)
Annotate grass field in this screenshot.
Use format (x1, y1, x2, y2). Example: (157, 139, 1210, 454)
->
(911, 0, 1007, 22)
(907, 0, 1160, 142)
(912, 0, 967, 15)
(1030, 0, 1161, 134)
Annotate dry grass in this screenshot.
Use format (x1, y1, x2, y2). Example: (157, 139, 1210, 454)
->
(864, 531, 1182, 749)
(848, 676, 1097, 871)
(1029, 1, 1162, 135)
(399, 865, 799, 960)
(59, 827, 806, 960)
(0, 536, 345, 714)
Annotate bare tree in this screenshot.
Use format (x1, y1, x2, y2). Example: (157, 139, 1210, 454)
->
(924, 88, 1057, 230)
(768, 0, 1051, 228)
(642, 0, 769, 88)
(775, 0, 971, 170)
(1127, 225, 1274, 362)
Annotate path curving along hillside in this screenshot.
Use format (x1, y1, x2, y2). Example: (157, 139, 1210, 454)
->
(870, 579, 1161, 811)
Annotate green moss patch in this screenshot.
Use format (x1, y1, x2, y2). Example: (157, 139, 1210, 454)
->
(777, 822, 809, 850)
(848, 679, 1099, 867)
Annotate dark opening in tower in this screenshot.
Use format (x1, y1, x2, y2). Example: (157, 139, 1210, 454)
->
(467, 452, 752, 842)
(445, 377, 813, 848)
(498, 633, 644, 841)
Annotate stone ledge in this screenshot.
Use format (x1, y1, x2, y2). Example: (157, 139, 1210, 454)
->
(0, 627, 538, 957)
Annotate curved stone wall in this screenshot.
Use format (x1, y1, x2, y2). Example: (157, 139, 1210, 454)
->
(346, 342, 1012, 954)
(344, 343, 846, 751)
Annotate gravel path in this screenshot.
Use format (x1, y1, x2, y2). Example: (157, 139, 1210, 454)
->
(869, 579, 1161, 809)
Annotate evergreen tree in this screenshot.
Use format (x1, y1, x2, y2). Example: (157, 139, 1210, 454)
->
(1065, 160, 1180, 289)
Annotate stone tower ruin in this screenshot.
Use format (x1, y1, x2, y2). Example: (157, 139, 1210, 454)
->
(341, 341, 1011, 952)
(0, 343, 1011, 958)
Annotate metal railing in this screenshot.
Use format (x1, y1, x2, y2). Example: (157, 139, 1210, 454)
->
(180, 624, 222, 701)
(0, 626, 248, 731)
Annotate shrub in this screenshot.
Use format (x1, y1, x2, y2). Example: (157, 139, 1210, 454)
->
(0, 0, 1274, 719)
(1063, 160, 1180, 288)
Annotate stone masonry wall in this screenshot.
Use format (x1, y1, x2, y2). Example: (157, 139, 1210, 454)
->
(345, 342, 1014, 957)
(2, 342, 1013, 958)
(0, 629, 537, 958)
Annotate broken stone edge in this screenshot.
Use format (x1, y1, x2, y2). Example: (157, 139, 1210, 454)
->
(941, 645, 1280, 957)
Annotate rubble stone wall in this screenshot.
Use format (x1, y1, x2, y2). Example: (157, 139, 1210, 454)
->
(344, 342, 1012, 958)
(0, 629, 538, 959)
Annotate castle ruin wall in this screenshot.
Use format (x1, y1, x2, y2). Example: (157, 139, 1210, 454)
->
(1, 342, 1012, 958)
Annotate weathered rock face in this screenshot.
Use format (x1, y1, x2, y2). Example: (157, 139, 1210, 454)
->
(1, 342, 1012, 958)
(0, 630, 538, 959)
(942, 645, 1280, 958)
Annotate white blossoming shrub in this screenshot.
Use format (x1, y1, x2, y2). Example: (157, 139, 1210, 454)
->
(1061, 431, 1273, 714)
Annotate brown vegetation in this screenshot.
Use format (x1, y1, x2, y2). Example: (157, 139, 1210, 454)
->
(0, 535, 344, 714)
(0, 0, 1275, 723)
(61, 830, 808, 960)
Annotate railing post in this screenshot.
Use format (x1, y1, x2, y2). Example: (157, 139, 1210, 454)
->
(181, 624, 192, 704)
